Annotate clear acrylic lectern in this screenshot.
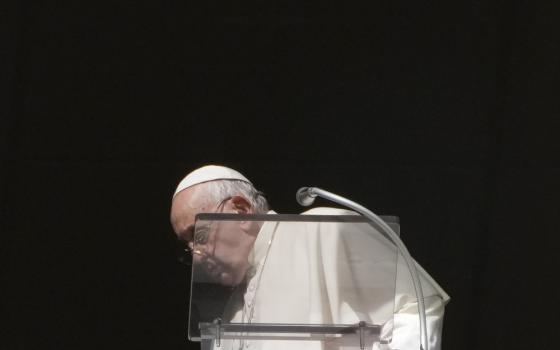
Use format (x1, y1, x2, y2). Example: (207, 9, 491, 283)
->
(188, 212, 400, 350)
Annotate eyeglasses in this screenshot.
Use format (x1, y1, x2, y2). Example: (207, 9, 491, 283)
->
(176, 196, 231, 266)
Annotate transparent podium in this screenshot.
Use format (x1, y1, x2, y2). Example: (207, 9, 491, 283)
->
(188, 212, 400, 350)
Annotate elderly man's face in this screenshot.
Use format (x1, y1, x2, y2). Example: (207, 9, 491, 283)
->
(170, 185, 257, 286)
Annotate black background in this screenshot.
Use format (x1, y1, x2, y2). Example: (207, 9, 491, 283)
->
(1, 1, 559, 349)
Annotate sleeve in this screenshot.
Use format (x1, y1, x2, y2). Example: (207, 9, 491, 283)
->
(386, 254, 450, 350)
(387, 294, 446, 350)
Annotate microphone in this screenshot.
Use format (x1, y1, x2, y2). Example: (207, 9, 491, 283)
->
(296, 187, 317, 206)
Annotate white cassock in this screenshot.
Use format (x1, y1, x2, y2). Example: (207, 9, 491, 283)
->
(221, 207, 450, 350)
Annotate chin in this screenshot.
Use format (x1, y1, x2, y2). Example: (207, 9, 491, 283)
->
(219, 272, 244, 287)
(218, 275, 234, 286)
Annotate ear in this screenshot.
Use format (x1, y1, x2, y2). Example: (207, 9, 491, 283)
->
(230, 196, 253, 214)
(230, 196, 257, 234)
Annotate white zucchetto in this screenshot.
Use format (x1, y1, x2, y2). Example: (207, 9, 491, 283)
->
(173, 165, 252, 198)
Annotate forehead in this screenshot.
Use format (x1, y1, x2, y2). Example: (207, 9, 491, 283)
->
(170, 185, 213, 232)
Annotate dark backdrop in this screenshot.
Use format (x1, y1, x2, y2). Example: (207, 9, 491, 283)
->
(1, 1, 559, 349)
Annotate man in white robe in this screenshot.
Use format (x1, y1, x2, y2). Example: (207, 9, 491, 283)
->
(170, 165, 450, 350)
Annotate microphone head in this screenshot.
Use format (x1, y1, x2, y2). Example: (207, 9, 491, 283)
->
(296, 187, 316, 206)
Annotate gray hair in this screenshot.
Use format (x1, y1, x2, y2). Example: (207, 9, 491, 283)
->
(202, 180, 269, 214)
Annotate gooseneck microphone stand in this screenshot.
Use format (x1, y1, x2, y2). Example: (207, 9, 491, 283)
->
(296, 187, 429, 350)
